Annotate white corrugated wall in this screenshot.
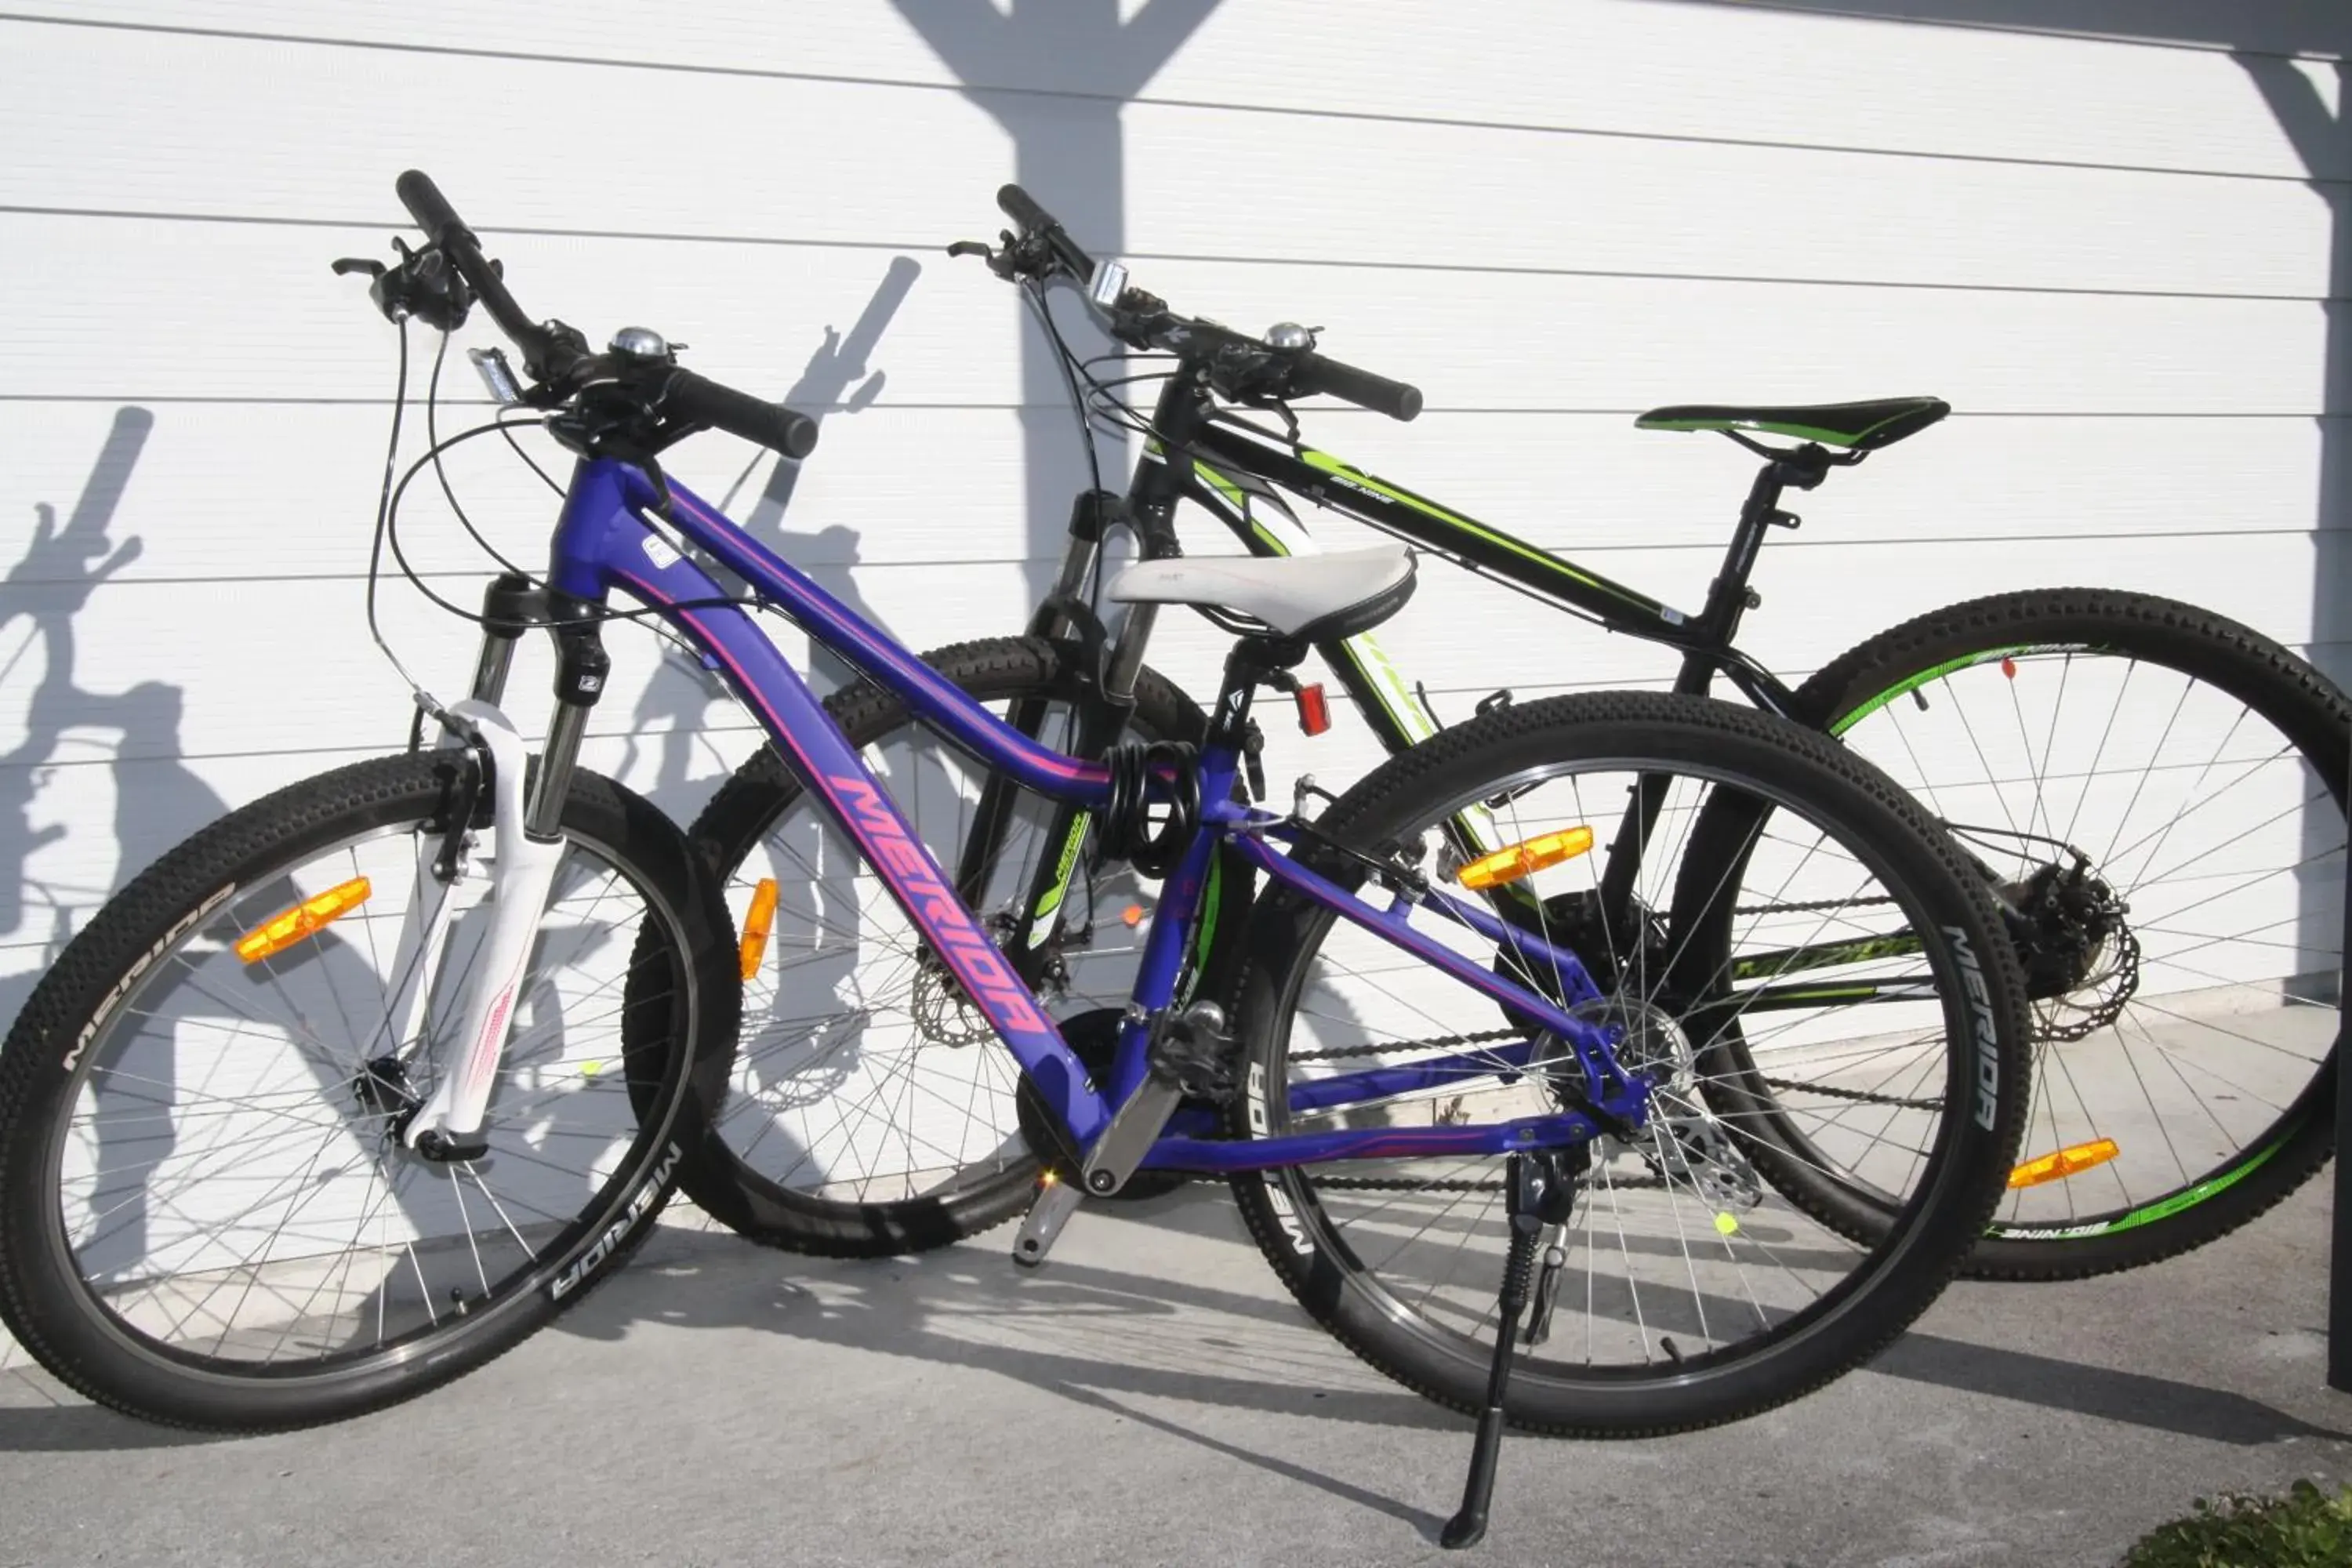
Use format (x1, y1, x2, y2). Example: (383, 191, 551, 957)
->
(0, 2, 2344, 1261)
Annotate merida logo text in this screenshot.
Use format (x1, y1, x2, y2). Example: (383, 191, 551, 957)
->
(1946, 927, 2002, 1131)
(1247, 1063, 1315, 1255)
(65, 884, 236, 1073)
(552, 1141, 682, 1300)
(830, 775, 1047, 1036)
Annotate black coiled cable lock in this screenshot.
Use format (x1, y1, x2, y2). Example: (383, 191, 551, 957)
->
(1098, 740, 1200, 878)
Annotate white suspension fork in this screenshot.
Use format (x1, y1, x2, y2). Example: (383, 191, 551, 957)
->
(376, 717, 476, 1065)
(402, 699, 566, 1156)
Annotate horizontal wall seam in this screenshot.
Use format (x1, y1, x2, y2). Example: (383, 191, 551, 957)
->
(1704, 2, 2347, 65)
(3, 396, 2345, 419)
(0, 12, 2339, 188)
(0, 205, 2339, 306)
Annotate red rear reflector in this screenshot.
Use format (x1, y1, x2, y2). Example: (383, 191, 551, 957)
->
(1296, 683, 1330, 736)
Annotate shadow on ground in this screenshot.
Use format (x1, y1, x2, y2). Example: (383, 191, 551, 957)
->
(1, 1185, 2342, 1548)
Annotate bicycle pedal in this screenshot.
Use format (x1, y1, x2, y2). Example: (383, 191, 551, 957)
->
(1011, 1175, 1083, 1269)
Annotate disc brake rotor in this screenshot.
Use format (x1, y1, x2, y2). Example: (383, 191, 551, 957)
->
(1567, 996, 1762, 1210)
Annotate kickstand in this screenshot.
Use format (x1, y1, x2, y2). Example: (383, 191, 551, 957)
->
(1439, 1148, 1580, 1551)
(1520, 1140, 1588, 1350)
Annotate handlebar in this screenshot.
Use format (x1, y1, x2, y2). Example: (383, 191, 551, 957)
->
(988, 183, 1421, 423)
(394, 170, 567, 381)
(393, 169, 466, 246)
(662, 368, 820, 460)
(388, 169, 817, 460)
(996, 183, 1096, 281)
(1290, 351, 1423, 423)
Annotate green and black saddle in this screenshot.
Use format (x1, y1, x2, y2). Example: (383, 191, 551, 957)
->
(1635, 396, 1949, 452)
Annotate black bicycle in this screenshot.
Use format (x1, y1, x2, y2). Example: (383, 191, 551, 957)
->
(672, 185, 2347, 1283)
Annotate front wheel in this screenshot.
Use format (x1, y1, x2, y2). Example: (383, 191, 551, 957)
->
(0, 753, 734, 1432)
(1224, 692, 2031, 1438)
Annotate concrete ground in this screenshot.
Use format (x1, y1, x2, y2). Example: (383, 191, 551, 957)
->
(1, 1175, 2346, 1568)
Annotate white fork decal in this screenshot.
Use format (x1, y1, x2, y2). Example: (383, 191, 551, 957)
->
(404, 700, 567, 1151)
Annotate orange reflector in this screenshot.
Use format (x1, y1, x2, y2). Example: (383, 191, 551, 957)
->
(1454, 826, 1595, 891)
(738, 878, 779, 982)
(234, 877, 372, 964)
(1122, 904, 1147, 927)
(2007, 1138, 2120, 1189)
(2000, 656, 2018, 679)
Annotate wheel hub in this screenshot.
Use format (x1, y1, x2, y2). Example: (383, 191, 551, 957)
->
(353, 1054, 417, 1118)
(1563, 996, 1690, 1091)
(2002, 858, 2139, 1040)
(1566, 996, 1762, 1209)
(909, 960, 995, 1047)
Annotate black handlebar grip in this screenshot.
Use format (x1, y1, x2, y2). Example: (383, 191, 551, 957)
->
(662, 369, 820, 460)
(996, 183, 1055, 234)
(996, 183, 1095, 278)
(396, 169, 469, 245)
(1290, 351, 1425, 422)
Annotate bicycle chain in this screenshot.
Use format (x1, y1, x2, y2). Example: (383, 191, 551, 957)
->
(1289, 1026, 1519, 1062)
(2036, 922, 2140, 1044)
(1759, 1074, 1940, 1109)
(1283, 1028, 1675, 1189)
(1731, 893, 1899, 917)
(1264, 951, 1937, 1180)
(1152, 1174, 1671, 1191)
(1311, 1171, 1669, 1192)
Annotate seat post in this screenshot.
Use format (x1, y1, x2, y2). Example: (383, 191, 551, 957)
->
(1209, 636, 1307, 748)
(1613, 445, 1825, 920)
(1687, 445, 1830, 670)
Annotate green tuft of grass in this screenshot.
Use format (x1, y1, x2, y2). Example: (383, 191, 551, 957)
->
(2122, 1479, 2352, 1567)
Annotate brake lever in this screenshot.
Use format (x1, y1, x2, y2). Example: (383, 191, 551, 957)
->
(335, 237, 474, 332)
(1257, 397, 1302, 445)
(948, 230, 1040, 283)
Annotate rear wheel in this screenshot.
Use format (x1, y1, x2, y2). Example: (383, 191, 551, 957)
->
(1225, 692, 2031, 1436)
(1739, 590, 2346, 1278)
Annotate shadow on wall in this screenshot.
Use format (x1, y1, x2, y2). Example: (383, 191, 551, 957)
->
(893, 0, 1222, 599)
(0, 408, 239, 1268)
(622, 258, 921, 820)
(0, 408, 225, 1039)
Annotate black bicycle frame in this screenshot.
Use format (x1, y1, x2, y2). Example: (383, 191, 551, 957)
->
(956, 376, 1890, 1002)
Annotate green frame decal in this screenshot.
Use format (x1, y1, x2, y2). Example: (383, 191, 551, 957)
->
(1298, 449, 1664, 616)
(1027, 813, 1092, 945)
(1730, 933, 1926, 982)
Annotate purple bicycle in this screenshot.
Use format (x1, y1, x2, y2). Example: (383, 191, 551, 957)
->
(0, 172, 2031, 1545)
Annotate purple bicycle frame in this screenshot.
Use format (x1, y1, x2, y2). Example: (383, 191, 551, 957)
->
(547, 456, 1646, 1171)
